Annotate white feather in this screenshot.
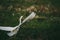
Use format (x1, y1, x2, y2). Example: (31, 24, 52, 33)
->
(0, 26, 14, 31)
(22, 12, 36, 24)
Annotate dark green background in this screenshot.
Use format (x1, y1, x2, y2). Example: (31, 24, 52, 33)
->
(0, 0, 60, 40)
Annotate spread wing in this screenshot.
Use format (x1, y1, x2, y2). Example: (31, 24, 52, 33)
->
(0, 26, 14, 31)
(7, 27, 19, 37)
(22, 12, 36, 23)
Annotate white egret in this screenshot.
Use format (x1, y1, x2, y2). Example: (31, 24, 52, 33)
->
(0, 12, 36, 37)
(0, 16, 23, 37)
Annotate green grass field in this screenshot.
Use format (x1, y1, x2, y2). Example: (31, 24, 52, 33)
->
(0, 0, 60, 40)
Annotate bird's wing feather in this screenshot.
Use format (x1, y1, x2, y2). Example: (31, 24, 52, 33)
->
(22, 12, 36, 23)
(0, 26, 14, 31)
(7, 27, 19, 37)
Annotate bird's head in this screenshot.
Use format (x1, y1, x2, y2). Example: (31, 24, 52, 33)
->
(19, 16, 23, 25)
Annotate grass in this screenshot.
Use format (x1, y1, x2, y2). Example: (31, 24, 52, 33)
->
(0, 14, 60, 40)
(0, 0, 60, 40)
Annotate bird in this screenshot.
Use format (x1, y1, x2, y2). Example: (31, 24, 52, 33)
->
(0, 16, 23, 37)
(0, 12, 36, 37)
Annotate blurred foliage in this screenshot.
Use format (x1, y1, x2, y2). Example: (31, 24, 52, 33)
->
(0, 0, 60, 40)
